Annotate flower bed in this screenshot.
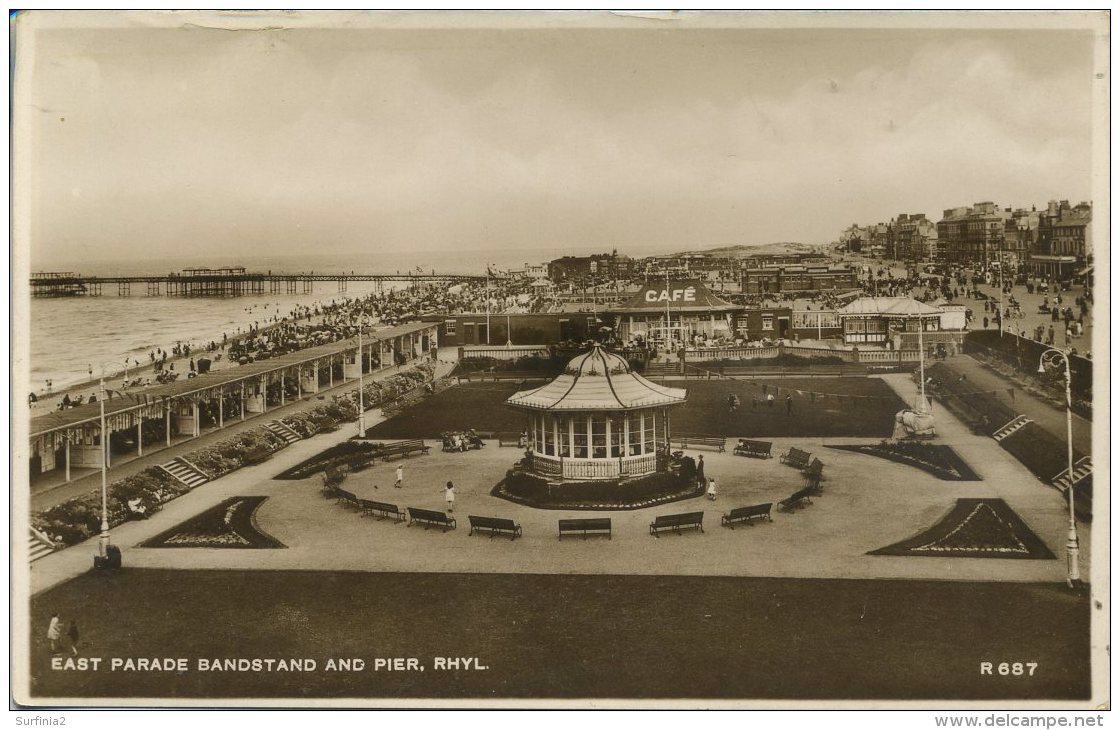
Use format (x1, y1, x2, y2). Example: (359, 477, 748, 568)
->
(870, 498, 1054, 559)
(826, 442, 980, 481)
(141, 496, 284, 549)
(493, 467, 702, 511)
(32, 362, 438, 548)
(273, 442, 384, 480)
(32, 422, 292, 547)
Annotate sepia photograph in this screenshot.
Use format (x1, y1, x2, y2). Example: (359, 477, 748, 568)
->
(10, 9, 1110, 713)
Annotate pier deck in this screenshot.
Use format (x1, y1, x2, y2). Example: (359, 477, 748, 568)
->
(30, 269, 492, 297)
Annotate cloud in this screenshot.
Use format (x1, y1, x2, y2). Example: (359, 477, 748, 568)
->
(25, 28, 1095, 265)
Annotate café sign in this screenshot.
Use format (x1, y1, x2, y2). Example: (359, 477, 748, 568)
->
(645, 286, 697, 303)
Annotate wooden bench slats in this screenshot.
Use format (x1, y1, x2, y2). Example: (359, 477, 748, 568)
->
(407, 507, 456, 531)
(558, 518, 612, 540)
(674, 434, 726, 453)
(497, 432, 524, 447)
(649, 511, 705, 536)
(720, 503, 773, 528)
(733, 440, 773, 459)
(380, 439, 430, 461)
(780, 447, 812, 469)
(359, 499, 406, 522)
(778, 487, 815, 512)
(468, 515, 522, 540)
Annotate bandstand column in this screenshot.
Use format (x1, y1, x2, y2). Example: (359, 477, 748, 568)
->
(219, 391, 224, 428)
(165, 403, 172, 446)
(136, 418, 143, 457)
(65, 438, 71, 482)
(280, 372, 286, 406)
(240, 382, 246, 421)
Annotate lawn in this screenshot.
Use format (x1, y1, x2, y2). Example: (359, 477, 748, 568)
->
(29, 570, 1088, 701)
(369, 379, 906, 439)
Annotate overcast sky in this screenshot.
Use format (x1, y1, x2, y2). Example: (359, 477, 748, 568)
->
(18, 13, 1100, 267)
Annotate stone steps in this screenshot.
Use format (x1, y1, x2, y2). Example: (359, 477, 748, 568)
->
(1052, 456, 1092, 493)
(992, 414, 1032, 441)
(29, 529, 56, 562)
(159, 457, 209, 488)
(266, 420, 302, 445)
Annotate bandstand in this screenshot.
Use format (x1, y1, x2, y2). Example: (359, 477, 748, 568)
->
(506, 346, 687, 481)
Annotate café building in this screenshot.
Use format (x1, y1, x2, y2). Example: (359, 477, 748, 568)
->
(610, 279, 742, 348)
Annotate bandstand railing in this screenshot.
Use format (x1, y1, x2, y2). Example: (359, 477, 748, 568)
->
(528, 451, 659, 480)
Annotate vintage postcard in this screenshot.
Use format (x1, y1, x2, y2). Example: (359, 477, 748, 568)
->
(10, 9, 1110, 712)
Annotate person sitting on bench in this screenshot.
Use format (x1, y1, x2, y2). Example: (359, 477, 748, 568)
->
(127, 498, 148, 519)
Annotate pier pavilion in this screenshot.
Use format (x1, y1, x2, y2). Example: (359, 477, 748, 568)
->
(505, 346, 687, 481)
(27, 321, 440, 486)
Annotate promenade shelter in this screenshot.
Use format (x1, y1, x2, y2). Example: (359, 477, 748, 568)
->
(28, 321, 440, 485)
(506, 346, 687, 481)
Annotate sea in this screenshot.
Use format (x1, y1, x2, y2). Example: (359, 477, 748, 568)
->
(26, 246, 675, 392)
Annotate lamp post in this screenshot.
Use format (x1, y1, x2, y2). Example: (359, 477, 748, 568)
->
(356, 317, 367, 438)
(95, 359, 126, 558)
(98, 373, 110, 558)
(1038, 347, 1079, 587)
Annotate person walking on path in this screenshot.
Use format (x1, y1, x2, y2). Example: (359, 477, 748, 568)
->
(696, 454, 706, 490)
(786, 394, 793, 416)
(767, 393, 775, 408)
(47, 613, 61, 654)
(395, 464, 403, 488)
(67, 619, 80, 656)
(706, 477, 717, 501)
(444, 481, 455, 513)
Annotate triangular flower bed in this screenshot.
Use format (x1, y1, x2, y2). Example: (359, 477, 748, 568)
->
(870, 498, 1053, 559)
(827, 443, 980, 481)
(141, 497, 285, 549)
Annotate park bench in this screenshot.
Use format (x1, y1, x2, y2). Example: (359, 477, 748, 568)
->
(733, 439, 773, 459)
(380, 439, 430, 461)
(720, 503, 773, 528)
(335, 489, 361, 510)
(558, 518, 612, 540)
(780, 447, 812, 469)
(468, 515, 523, 541)
(497, 432, 524, 447)
(778, 486, 815, 512)
(803, 458, 825, 492)
(347, 451, 378, 471)
(674, 433, 726, 453)
(407, 507, 457, 532)
(649, 511, 705, 537)
(360, 500, 406, 522)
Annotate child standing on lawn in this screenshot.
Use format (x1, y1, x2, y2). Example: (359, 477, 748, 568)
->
(706, 477, 717, 501)
(395, 464, 404, 489)
(444, 481, 455, 512)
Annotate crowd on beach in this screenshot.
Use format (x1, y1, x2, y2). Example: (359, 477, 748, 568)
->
(34, 274, 558, 411)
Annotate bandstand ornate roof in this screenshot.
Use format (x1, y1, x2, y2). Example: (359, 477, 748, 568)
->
(505, 346, 687, 412)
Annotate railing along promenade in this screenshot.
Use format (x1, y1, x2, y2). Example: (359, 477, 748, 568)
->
(30, 269, 495, 297)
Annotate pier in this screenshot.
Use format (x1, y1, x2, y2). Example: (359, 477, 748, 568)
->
(30, 267, 493, 298)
